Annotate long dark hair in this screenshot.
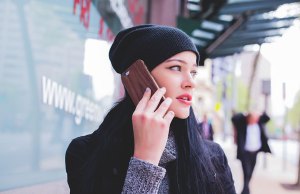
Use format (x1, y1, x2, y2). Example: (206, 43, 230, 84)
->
(81, 94, 224, 194)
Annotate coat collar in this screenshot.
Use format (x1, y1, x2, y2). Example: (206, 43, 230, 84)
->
(159, 130, 177, 165)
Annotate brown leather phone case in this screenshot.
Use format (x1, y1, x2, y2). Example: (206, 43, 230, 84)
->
(121, 59, 164, 106)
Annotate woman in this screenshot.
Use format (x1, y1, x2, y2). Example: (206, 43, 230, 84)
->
(66, 24, 236, 194)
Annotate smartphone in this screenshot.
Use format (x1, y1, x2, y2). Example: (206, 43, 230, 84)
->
(121, 59, 165, 106)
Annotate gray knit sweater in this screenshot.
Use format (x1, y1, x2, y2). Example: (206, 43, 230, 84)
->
(121, 131, 237, 194)
(122, 131, 177, 194)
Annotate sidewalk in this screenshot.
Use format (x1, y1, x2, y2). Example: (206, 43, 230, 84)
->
(216, 136, 299, 194)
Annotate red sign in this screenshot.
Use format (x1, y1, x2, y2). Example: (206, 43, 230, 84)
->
(73, 0, 91, 29)
(128, 0, 145, 25)
(72, 0, 146, 41)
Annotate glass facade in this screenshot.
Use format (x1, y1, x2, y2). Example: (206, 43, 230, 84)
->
(0, 0, 147, 191)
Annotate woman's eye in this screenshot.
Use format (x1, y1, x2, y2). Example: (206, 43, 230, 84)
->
(191, 70, 198, 77)
(169, 66, 181, 71)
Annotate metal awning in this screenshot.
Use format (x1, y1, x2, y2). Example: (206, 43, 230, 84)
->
(178, 0, 300, 65)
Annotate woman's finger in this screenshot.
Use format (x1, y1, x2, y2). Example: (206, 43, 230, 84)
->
(145, 87, 166, 113)
(135, 87, 151, 112)
(163, 111, 175, 125)
(154, 97, 172, 117)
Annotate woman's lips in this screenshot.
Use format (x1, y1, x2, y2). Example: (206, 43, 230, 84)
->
(177, 98, 192, 105)
(176, 94, 192, 105)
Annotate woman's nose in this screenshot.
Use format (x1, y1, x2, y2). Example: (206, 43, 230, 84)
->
(181, 73, 196, 89)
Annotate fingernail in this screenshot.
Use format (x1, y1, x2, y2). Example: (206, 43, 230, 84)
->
(165, 98, 172, 105)
(145, 87, 150, 92)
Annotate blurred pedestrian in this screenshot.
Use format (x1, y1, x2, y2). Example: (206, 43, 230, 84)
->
(231, 111, 271, 194)
(198, 114, 214, 141)
(65, 24, 236, 194)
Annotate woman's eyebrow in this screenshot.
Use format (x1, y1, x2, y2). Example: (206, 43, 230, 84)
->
(165, 59, 197, 67)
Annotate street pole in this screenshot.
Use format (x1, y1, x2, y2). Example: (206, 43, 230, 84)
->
(261, 79, 271, 169)
(281, 123, 300, 190)
(282, 82, 287, 171)
(297, 122, 300, 186)
(263, 93, 269, 169)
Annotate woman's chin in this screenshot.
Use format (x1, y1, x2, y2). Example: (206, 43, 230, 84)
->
(174, 112, 190, 119)
(170, 104, 191, 119)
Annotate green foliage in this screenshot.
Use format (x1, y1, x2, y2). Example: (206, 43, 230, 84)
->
(214, 75, 248, 113)
(265, 119, 280, 138)
(236, 79, 248, 112)
(216, 81, 223, 101)
(287, 90, 300, 130)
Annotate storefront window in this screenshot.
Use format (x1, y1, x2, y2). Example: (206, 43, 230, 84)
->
(0, 0, 147, 190)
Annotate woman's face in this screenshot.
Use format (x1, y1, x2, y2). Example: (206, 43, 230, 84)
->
(151, 51, 197, 119)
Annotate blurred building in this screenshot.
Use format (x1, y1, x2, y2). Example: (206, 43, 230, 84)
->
(0, 0, 186, 192)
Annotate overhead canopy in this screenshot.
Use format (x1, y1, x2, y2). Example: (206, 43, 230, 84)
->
(178, 0, 300, 65)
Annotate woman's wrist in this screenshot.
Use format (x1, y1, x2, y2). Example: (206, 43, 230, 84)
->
(133, 151, 160, 166)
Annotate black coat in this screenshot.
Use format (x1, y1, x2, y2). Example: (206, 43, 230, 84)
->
(65, 131, 236, 194)
(231, 112, 271, 160)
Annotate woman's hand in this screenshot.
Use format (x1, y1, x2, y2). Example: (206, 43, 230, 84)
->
(132, 87, 175, 165)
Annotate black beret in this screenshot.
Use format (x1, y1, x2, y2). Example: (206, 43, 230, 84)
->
(109, 24, 200, 74)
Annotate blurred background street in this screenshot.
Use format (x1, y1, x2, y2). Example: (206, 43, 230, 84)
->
(217, 136, 300, 194)
(1, 0, 300, 193)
